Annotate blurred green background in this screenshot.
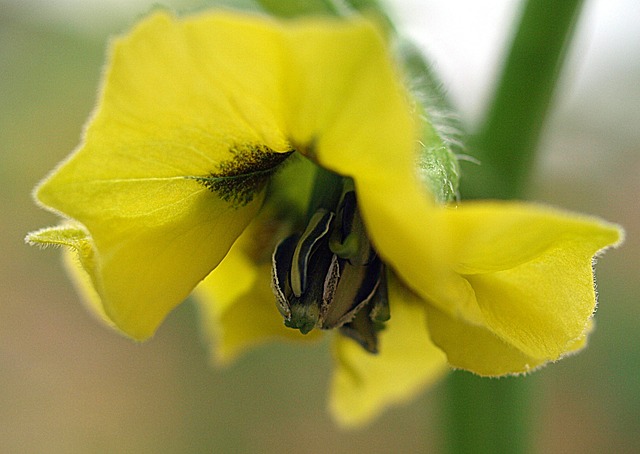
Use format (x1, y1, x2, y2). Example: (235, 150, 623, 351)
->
(1, 0, 638, 452)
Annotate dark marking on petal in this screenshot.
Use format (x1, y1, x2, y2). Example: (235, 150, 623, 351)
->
(194, 144, 293, 207)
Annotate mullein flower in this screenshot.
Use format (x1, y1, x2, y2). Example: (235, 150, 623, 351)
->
(26, 10, 623, 426)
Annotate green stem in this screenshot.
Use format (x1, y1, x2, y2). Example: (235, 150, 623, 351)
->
(462, 0, 585, 200)
(445, 373, 534, 454)
(447, 1, 585, 453)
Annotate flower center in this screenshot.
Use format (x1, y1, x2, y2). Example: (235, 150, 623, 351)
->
(270, 170, 390, 353)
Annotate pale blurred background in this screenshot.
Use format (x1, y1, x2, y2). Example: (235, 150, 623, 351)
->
(1, 0, 638, 452)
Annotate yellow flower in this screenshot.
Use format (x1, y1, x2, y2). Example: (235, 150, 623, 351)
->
(27, 10, 623, 426)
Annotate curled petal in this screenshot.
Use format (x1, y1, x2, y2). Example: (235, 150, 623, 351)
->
(357, 183, 622, 372)
(27, 224, 116, 329)
(445, 202, 622, 362)
(425, 305, 593, 376)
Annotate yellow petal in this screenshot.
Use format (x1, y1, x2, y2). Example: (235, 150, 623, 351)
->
(444, 201, 622, 274)
(34, 11, 296, 339)
(329, 276, 448, 427)
(425, 305, 545, 376)
(37, 174, 262, 340)
(62, 248, 117, 329)
(282, 18, 417, 186)
(446, 202, 622, 361)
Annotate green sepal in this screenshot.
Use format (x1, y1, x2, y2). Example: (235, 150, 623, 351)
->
(253, 0, 337, 17)
(417, 120, 461, 204)
(397, 39, 464, 203)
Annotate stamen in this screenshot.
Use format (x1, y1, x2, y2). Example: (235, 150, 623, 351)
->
(271, 234, 298, 319)
(270, 170, 391, 354)
(290, 209, 334, 297)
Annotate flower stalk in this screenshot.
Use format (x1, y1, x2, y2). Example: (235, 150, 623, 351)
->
(462, 0, 586, 200)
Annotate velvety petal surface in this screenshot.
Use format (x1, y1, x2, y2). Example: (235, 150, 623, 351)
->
(425, 305, 592, 376)
(283, 20, 416, 184)
(329, 276, 448, 427)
